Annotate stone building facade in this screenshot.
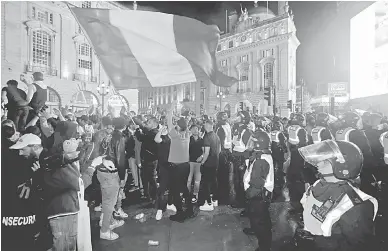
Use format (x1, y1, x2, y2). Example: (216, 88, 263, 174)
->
(209, 2, 300, 118)
(1, 1, 138, 114)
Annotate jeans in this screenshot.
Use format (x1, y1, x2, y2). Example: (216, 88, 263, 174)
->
(8, 106, 29, 132)
(97, 171, 120, 232)
(141, 160, 158, 200)
(187, 162, 201, 195)
(248, 197, 272, 251)
(129, 157, 142, 189)
(49, 214, 77, 251)
(170, 162, 191, 212)
(200, 164, 219, 204)
(156, 161, 173, 210)
(116, 170, 128, 210)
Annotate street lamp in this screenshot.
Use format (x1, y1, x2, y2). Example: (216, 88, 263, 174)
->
(216, 90, 226, 112)
(97, 82, 110, 115)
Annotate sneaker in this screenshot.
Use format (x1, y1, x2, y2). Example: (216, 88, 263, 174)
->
(167, 204, 177, 212)
(169, 212, 186, 223)
(155, 210, 163, 221)
(114, 208, 128, 218)
(100, 230, 119, 240)
(94, 205, 102, 212)
(191, 194, 198, 204)
(99, 213, 103, 227)
(110, 219, 125, 230)
(199, 203, 214, 211)
(212, 200, 218, 207)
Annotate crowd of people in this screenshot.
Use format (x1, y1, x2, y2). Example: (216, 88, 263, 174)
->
(2, 73, 388, 251)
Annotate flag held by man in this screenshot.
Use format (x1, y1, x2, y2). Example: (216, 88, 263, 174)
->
(70, 7, 237, 90)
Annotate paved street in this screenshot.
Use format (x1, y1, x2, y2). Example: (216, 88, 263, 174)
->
(91, 198, 301, 251)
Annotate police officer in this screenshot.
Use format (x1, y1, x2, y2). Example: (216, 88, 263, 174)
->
(215, 111, 233, 204)
(270, 120, 288, 198)
(296, 140, 378, 251)
(243, 131, 273, 251)
(231, 111, 253, 208)
(286, 113, 308, 212)
(311, 113, 334, 144)
(335, 111, 374, 195)
(305, 113, 316, 145)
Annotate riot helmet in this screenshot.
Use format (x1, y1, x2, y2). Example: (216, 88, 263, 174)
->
(291, 113, 305, 126)
(247, 130, 271, 151)
(299, 140, 363, 180)
(316, 112, 330, 127)
(306, 113, 316, 127)
(342, 111, 362, 129)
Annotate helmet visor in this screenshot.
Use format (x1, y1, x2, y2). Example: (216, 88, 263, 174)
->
(298, 140, 345, 167)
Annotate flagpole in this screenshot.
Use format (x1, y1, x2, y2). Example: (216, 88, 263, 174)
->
(225, 9, 228, 33)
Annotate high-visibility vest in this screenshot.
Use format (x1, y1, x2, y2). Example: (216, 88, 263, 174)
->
(380, 131, 388, 164)
(217, 124, 232, 149)
(243, 154, 274, 193)
(233, 129, 247, 152)
(288, 125, 305, 145)
(301, 181, 378, 237)
(311, 126, 333, 144)
(335, 127, 355, 142)
(271, 131, 280, 143)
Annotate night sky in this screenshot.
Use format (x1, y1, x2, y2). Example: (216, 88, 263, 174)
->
(122, 1, 369, 95)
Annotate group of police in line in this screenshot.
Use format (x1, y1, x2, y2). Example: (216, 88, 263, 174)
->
(214, 110, 387, 251)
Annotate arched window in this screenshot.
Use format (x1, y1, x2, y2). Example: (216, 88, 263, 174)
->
(264, 63, 273, 88)
(77, 43, 92, 79)
(46, 87, 61, 114)
(71, 91, 99, 112)
(32, 30, 52, 67)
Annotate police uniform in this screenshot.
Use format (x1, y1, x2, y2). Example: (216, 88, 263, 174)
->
(243, 131, 274, 251)
(296, 140, 378, 251)
(270, 127, 288, 195)
(216, 112, 233, 204)
(311, 126, 334, 144)
(287, 120, 308, 207)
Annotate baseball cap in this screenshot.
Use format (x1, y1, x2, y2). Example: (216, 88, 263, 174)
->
(10, 133, 41, 149)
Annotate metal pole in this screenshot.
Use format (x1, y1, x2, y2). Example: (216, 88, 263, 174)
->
(101, 92, 105, 116)
(301, 80, 304, 113)
(272, 85, 276, 115)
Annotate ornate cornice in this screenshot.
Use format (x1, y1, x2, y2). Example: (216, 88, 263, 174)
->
(24, 20, 56, 37)
(258, 57, 275, 67)
(236, 62, 251, 72)
(217, 33, 292, 56)
(72, 34, 88, 44)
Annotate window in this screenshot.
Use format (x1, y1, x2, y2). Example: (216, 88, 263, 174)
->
(220, 59, 227, 67)
(228, 40, 234, 48)
(262, 49, 274, 58)
(217, 44, 221, 51)
(32, 7, 53, 25)
(240, 74, 248, 81)
(79, 43, 91, 57)
(78, 59, 92, 69)
(82, 1, 91, 8)
(264, 63, 273, 88)
(240, 55, 248, 63)
(32, 30, 52, 67)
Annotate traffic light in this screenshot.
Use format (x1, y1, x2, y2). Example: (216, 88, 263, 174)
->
(239, 102, 244, 111)
(264, 87, 271, 106)
(287, 100, 293, 110)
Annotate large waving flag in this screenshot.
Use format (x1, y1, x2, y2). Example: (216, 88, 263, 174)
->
(70, 7, 238, 90)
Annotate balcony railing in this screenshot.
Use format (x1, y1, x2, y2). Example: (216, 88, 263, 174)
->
(25, 63, 57, 76)
(73, 73, 97, 83)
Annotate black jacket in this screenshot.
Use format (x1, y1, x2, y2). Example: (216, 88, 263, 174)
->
(105, 129, 128, 180)
(135, 126, 159, 162)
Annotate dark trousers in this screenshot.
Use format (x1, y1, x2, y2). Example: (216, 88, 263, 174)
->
(85, 171, 102, 205)
(8, 106, 29, 132)
(286, 149, 305, 209)
(156, 161, 173, 210)
(218, 149, 233, 204)
(141, 159, 158, 200)
(231, 154, 247, 206)
(170, 162, 191, 212)
(248, 196, 272, 251)
(200, 164, 219, 204)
